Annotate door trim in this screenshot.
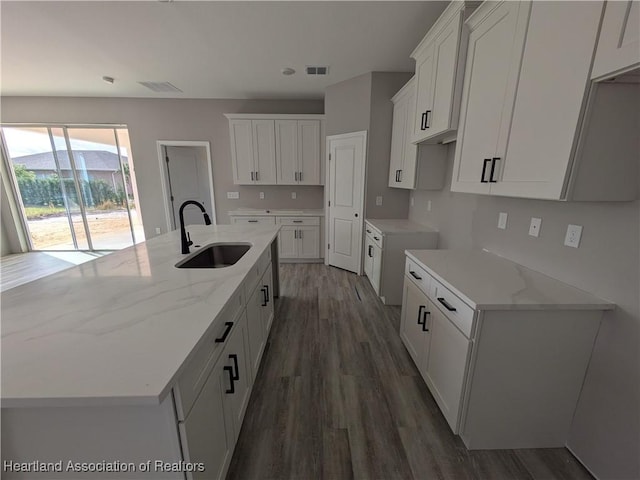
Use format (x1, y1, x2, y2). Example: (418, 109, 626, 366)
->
(156, 140, 216, 233)
(325, 130, 367, 274)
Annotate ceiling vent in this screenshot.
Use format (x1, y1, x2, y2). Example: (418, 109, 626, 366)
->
(138, 81, 183, 93)
(305, 66, 329, 76)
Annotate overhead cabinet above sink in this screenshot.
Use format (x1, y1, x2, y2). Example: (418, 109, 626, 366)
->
(226, 114, 325, 186)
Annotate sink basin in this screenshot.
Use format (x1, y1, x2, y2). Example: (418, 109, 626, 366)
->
(176, 243, 251, 269)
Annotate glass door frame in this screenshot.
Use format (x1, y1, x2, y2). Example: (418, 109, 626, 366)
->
(0, 123, 139, 252)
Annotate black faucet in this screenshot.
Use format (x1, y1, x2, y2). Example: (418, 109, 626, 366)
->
(179, 200, 212, 254)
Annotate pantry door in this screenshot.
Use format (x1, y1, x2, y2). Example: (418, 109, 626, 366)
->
(327, 131, 366, 275)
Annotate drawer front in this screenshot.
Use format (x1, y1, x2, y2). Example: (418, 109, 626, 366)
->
(277, 216, 320, 226)
(365, 224, 384, 249)
(405, 257, 430, 295)
(431, 279, 475, 338)
(231, 216, 276, 225)
(175, 287, 245, 421)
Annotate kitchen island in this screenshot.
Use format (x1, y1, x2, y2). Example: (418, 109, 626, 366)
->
(1, 224, 280, 479)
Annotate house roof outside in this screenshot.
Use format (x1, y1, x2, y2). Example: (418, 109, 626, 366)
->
(13, 150, 128, 173)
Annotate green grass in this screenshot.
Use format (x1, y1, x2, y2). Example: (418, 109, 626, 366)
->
(24, 205, 67, 219)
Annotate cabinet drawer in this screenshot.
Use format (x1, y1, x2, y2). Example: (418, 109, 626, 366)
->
(175, 287, 245, 421)
(365, 224, 383, 249)
(431, 278, 475, 338)
(277, 216, 320, 226)
(405, 257, 430, 294)
(231, 216, 276, 225)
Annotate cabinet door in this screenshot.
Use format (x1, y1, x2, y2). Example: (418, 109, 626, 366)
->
(492, 1, 602, 200)
(278, 226, 298, 259)
(370, 244, 382, 295)
(252, 120, 277, 184)
(221, 312, 252, 442)
(297, 226, 320, 259)
(412, 43, 436, 143)
(260, 264, 274, 335)
(298, 120, 321, 185)
(229, 119, 255, 185)
(246, 285, 265, 381)
(430, 13, 462, 137)
(178, 362, 233, 480)
(399, 86, 419, 188)
(451, 1, 530, 194)
(275, 120, 298, 185)
(399, 278, 430, 371)
(363, 236, 375, 280)
(423, 300, 471, 434)
(592, 0, 640, 80)
(388, 91, 409, 187)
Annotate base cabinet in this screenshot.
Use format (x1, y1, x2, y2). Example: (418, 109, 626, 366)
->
(276, 216, 321, 261)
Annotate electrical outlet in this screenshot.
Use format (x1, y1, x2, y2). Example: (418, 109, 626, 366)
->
(427, 200, 432, 212)
(376, 196, 383, 206)
(291, 192, 297, 199)
(259, 192, 265, 199)
(529, 217, 542, 237)
(498, 212, 508, 230)
(564, 224, 583, 248)
(227, 192, 239, 199)
(155, 227, 161, 235)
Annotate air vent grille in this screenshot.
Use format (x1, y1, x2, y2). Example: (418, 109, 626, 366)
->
(138, 81, 183, 93)
(305, 66, 329, 76)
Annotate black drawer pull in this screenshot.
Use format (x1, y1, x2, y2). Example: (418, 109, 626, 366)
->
(373, 236, 380, 241)
(490, 157, 500, 183)
(417, 305, 425, 325)
(293, 220, 303, 223)
(368, 245, 373, 257)
(224, 366, 235, 394)
(409, 271, 422, 280)
(248, 220, 258, 223)
(422, 310, 430, 332)
(215, 321, 233, 343)
(261, 287, 268, 306)
(437, 297, 457, 312)
(421, 112, 427, 130)
(366, 229, 372, 234)
(425, 110, 431, 128)
(229, 354, 239, 381)
(481, 158, 491, 183)
(266, 285, 270, 302)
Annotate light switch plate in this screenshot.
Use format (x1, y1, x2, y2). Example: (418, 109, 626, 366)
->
(227, 192, 239, 199)
(259, 192, 265, 199)
(376, 196, 383, 206)
(498, 212, 508, 230)
(155, 227, 161, 235)
(564, 224, 583, 248)
(291, 192, 297, 199)
(529, 217, 542, 237)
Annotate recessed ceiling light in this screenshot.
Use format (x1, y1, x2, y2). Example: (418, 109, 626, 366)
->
(281, 67, 296, 76)
(102, 76, 115, 84)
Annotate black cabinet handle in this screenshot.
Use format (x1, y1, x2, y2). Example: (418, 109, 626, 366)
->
(224, 366, 235, 394)
(399, 170, 402, 182)
(422, 310, 430, 332)
(265, 285, 270, 303)
(368, 245, 373, 257)
(417, 305, 425, 325)
(293, 220, 303, 223)
(366, 229, 372, 234)
(481, 158, 491, 183)
(425, 110, 431, 128)
(255, 171, 259, 181)
(490, 157, 500, 183)
(299, 172, 303, 181)
(373, 236, 380, 241)
(421, 112, 427, 130)
(261, 287, 268, 306)
(250, 172, 254, 181)
(248, 220, 258, 223)
(437, 297, 457, 312)
(215, 322, 233, 343)
(409, 270, 422, 280)
(229, 354, 239, 381)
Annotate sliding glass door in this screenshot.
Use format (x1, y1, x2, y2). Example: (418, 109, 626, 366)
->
(1, 125, 145, 251)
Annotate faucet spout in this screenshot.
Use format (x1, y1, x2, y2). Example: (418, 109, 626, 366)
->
(179, 200, 212, 254)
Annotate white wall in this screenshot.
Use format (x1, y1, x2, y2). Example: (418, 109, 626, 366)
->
(409, 144, 639, 480)
(0, 96, 324, 240)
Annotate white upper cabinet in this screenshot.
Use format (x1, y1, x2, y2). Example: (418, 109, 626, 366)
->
(388, 78, 447, 190)
(591, 0, 640, 80)
(227, 114, 324, 186)
(452, 1, 638, 201)
(411, 1, 479, 144)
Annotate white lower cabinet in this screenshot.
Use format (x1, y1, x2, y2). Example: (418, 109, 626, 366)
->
(399, 251, 609, 449)
(277, 217, 321, 261)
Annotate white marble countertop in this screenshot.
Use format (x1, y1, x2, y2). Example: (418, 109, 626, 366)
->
(365, 218, 438, 235)
(228, 208, 324, 217)
(1, 224, 280, 408)
(406, 249, 615, 311)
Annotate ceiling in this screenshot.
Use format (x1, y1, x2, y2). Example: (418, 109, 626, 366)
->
(0, 1, 448, 100)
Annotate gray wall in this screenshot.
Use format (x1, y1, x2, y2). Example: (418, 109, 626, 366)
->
(0, 96, 324, 240)
(325, 72, 410, 220)
(409, 144, 639, 480)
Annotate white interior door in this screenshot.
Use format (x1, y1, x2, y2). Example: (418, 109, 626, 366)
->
(327, 131, 366, 274)
(161, 144, 215, 230)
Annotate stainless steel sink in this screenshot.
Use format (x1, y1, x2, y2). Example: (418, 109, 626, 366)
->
(176, 243, 251, 269)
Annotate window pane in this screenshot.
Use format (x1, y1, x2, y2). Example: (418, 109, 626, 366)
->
(115, 128, 145, 244)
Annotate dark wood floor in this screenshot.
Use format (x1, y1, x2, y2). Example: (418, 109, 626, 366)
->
(227, 263, 593, 480)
